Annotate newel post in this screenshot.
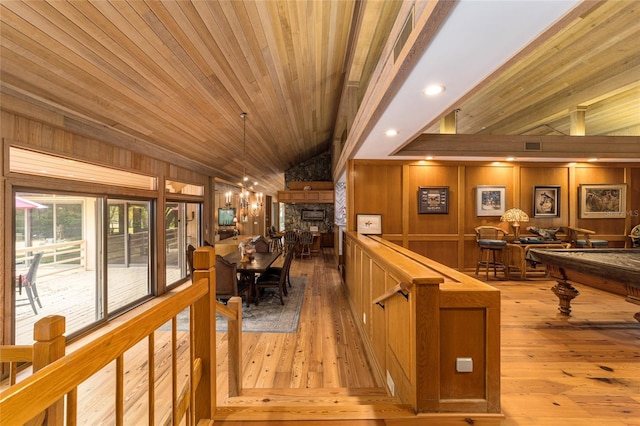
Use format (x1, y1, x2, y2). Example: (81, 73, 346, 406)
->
(33, 315, 66, 426)
(192, 246, 216, 422)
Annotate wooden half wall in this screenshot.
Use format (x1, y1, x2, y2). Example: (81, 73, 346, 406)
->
(348, 159, 640, 270)
(345, 232, 500, 414)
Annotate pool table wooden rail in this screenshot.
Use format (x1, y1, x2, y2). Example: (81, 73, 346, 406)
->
(529, 248, 640, 322)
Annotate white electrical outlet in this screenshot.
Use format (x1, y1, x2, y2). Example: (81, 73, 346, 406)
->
(456, 357, 473, 373)
(363, 313, 367, 324)
(386, 370, 395, 396)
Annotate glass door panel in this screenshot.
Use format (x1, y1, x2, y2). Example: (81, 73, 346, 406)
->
(14, 193, 101, 344)
(165, 202, 201, 285)
(107, 200, 152, 313)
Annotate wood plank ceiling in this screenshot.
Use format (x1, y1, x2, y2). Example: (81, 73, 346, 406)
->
(1, 0, 399, 194)
(1, 1, 638, 195)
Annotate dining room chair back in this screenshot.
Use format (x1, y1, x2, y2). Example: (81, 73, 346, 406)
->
(252, 235, 271, 253)
(215, 254, 249, 303)
(255, 247, 295, 305)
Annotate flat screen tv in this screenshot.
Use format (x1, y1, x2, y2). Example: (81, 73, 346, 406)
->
(218, 208, 236, 226)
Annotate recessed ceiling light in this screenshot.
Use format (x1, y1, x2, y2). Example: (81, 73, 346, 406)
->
(425, 156, 434, 160)
(423, 84, 445, 96)
(506, 157, 515, 161)
(587, 158, 598, 162)
(385, 129, 398, 137)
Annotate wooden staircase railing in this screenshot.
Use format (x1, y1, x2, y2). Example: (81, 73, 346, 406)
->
(1, 247, 215, 425)
(1, 315, 66, 425)
(216, 297, 243, 397)
(372, 282, 410, 308)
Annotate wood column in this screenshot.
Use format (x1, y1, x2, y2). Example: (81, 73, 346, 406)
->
(570, 106, 587, 136)
(192, 246, 216, 421)
(33, 315, 66, 426)
(439, 109, 458, 134)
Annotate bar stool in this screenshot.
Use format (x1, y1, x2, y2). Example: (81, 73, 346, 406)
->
(283, 230, 298, 258)
(268, 226, 283, 251)
(299, 231, 314, 259)
(474, 226, 509, 280)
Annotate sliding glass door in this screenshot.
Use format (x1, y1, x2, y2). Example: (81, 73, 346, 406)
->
(14, 192, 153, 344)
(107, 199, 153, 314)
(165, 202, 201, 286)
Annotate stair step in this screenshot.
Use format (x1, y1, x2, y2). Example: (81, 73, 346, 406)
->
(225, 387, 392, 404)
(214, 403, 414, 421)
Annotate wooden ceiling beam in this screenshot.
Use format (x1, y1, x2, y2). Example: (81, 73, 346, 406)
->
(398, 134, 640, 159)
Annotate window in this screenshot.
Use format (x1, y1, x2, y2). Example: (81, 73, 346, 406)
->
(14, 192, 153, 344)
(165, 202, 201, 285)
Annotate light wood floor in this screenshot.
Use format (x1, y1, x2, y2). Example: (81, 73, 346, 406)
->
(215, 249, 640, 425)
(6, 249, 639, 425)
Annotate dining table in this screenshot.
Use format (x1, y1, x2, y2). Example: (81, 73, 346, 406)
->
(223, 250, 281, 304)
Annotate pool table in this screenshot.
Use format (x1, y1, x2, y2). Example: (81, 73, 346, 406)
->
(528, 248, 640, 322)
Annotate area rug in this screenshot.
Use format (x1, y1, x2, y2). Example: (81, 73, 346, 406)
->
(216, 276, 306, 333)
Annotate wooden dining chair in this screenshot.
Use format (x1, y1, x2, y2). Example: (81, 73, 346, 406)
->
(252, 235, 271, 253)
(215, 255, 249, 303)
(255, 248, 295, 305)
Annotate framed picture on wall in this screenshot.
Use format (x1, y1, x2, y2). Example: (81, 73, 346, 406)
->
(533, 186, 560, 218)
(418, 186, 449, 214)
(579, 184, 627, 218)
(356, 214, 382, 234)
(476, 185, 506, 216)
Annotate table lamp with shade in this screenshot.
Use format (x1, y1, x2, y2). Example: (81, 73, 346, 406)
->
(501, 208, 530, 240)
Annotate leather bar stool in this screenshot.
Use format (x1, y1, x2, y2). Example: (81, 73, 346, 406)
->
(475, 226, 510, 280)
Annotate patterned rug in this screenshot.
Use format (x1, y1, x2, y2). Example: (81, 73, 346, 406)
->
(216, 276, 306, 333)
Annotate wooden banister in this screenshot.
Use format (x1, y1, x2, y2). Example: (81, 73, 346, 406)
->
(0, 279, 209, 425)
(0, 315, 66, 424)
(372, 282, 410, 308)
(216, 301, 238, 320)
(345, 232, 501, 414)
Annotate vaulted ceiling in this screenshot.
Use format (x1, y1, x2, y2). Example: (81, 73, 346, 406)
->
(1, 1, 638, 196)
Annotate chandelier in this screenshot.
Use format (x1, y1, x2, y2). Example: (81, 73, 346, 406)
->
(238, 112, 264, 221)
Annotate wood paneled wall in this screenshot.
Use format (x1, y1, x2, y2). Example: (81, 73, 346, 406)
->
(348, 160, 640, 271)
(344, 232, 501, 413)
(1, 110, 213, 345)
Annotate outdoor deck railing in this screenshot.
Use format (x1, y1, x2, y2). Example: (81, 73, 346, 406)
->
(16, 240, 86, 278)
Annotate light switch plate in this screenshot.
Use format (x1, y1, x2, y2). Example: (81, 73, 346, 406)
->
(456, 357, 473, 373)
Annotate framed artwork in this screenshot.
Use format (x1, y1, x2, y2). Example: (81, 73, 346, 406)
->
(356, 214, 382, 235)
(301, 209, 325, 221)
(533, 186, 560, 218)
(418, 186, 449, 214)
(476, 185, 506, 216)
(579, 184, 627, 218)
